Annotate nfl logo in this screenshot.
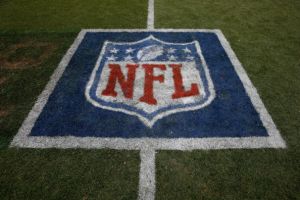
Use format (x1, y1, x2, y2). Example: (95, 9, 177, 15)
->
(85, 35, 215, 127)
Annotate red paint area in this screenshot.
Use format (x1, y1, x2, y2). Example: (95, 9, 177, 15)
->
(139, 64, 166, 105)
(169, 64, 200, 99)
(102, 63, 200, 105)
(102, 64, 138, 99)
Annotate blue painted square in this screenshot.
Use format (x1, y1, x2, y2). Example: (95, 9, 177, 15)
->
(30, 31, 268, 138)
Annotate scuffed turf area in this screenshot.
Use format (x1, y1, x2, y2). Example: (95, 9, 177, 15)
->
(0, 33, 76, 147)
(0, 0, 299, 199)
(0, 33, 141, 199)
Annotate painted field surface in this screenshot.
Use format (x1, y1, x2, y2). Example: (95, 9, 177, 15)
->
(0, 0, 299, 199)
(24, 31, 267, 139)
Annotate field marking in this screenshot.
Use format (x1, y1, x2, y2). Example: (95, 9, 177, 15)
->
(138, 149, 156, 200)
(147, 0, 154, 29)
(10, 29, 286, 150)
(10, 29, 286, 200)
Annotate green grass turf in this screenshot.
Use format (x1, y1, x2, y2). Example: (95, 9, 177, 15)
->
(0, 0, 147, 198)
(0, 33, 75, 147)
(0, 0, 299, 199)
(0, 0, 148, 32)
(0, 33, 141, 199)
(155, 0, 300, 199)
(0, 149, 139, 200)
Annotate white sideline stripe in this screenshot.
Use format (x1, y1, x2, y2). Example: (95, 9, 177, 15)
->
(147, 0, 154, 29)
(82, 29, 218, 32)
(138, 149, 156, 200)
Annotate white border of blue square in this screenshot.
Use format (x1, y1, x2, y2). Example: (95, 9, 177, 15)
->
(10, 29, 286, 150)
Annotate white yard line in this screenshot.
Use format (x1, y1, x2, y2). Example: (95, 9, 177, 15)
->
(140, 1, 156, 199)
(138, 149, 156, 200)
(147, 0, 155, 29)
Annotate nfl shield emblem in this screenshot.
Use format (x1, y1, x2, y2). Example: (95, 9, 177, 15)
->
(85, 35, 215, 127)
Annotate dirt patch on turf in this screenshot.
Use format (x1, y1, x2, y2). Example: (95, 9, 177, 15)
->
(0, 76, 8, 85)
(0, 40, 57, 70)
(0, 110, 9, 118)
(0, 106, 13, 118)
